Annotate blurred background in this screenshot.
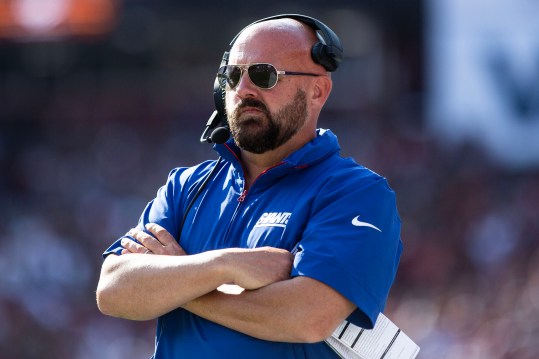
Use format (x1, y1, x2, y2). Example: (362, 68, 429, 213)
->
(1, 0, 538, 358)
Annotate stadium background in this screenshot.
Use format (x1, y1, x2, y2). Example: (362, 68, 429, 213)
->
(1, 0, 538, 358)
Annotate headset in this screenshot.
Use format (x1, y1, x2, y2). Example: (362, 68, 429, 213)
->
(199, 13, 344, 145)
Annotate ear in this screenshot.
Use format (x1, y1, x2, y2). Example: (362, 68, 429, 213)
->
(311, 75, 332, 108)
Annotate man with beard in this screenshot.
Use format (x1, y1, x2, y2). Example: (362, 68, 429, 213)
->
(97, 15, 403, 359)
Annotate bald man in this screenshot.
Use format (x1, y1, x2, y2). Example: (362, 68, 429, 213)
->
(97, 15, 402, 359)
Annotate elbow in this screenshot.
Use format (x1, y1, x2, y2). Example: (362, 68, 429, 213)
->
(96, 280, 119, 317)
(295, 317, 340, 343)
(96, 278, 157, 321)
(96, 255, 124, 317)
(95, 283, 136, 319)
(96, 267, 128, 318)
(303, 328, 337, 344)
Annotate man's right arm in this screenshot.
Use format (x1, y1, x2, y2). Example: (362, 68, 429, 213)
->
(96, 244, 293, 321)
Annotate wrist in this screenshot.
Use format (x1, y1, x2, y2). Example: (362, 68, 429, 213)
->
(207, 248, 238, 285)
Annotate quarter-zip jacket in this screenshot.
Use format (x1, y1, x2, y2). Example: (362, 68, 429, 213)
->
(104, 129, 403, 359)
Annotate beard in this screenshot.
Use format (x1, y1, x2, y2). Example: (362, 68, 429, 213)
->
(227, 89, 308, 154)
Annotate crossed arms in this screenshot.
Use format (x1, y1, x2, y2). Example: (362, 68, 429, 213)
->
(96, 223, 356, 343)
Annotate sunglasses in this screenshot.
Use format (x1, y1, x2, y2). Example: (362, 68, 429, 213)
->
(217, 63, 322, 90)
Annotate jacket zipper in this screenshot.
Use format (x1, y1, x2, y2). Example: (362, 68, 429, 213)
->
(235, 159, 286, 203)
(238, 189, 248, 202)
(223, 161, 285, 243)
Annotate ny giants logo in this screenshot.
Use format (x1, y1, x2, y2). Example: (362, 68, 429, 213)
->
(254, 212, 292, 228)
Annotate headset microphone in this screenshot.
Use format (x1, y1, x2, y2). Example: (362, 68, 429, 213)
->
(209, 126, 230, 144)
(200, 110, 230, 144)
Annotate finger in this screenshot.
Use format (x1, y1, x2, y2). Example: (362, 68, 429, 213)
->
(126, 227, 142, 238)
(145, 223, 187, 256)
(131, 230, 162, 253)
(121, 237, 148, 254)
(145, 223, 177, 246)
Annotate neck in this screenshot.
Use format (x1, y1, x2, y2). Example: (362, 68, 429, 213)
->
(240, 149, 285, 189)
(240, 129, 316, 189)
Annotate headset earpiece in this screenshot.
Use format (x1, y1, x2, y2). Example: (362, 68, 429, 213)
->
(201, 52, 230, 144)
(311, 42, 339, 72)
(213, 67, 226, 118)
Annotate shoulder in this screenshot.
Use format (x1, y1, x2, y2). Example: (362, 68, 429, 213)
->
(320, 156, 394, 195)
(165, 159, 221, 186)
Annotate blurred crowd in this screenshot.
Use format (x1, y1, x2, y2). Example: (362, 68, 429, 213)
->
(1, 78, 538, 359)
(1, 3, 539, 359)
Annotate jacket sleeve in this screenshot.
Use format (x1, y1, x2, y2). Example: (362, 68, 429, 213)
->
(291, 174, 402, 329)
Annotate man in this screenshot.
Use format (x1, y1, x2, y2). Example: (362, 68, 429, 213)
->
(96, 15, 402, 358)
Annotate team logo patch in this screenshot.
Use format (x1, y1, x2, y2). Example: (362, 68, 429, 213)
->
(255, 212, 292, 228)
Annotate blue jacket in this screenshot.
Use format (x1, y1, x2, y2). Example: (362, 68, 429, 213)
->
(104, 129, 402, 358)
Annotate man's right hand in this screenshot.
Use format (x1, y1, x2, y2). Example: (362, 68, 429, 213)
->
(121, 223, 187, 256)
(220, 247, 294, 290)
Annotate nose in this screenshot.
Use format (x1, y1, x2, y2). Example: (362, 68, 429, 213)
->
(233, 69, 258, 98)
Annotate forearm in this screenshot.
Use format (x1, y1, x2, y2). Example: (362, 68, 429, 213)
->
(182, 276, 356, 343)
(96, 252, 228, 321)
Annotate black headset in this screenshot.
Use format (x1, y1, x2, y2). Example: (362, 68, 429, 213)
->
(199, 14, 344, 145)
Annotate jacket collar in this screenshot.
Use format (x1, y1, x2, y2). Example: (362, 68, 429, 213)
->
(214, 128, 341, 175)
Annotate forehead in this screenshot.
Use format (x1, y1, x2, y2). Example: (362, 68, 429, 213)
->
(228, 19, 314, 65)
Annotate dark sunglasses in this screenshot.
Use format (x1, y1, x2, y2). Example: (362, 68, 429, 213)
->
(217, 63, 322, 90)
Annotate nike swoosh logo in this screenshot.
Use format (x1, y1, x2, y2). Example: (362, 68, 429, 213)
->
(351, 216, 382, 232)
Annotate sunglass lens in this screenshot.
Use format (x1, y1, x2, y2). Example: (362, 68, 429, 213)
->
(225, 65, 242, 88)
(248, 64, 277, 89)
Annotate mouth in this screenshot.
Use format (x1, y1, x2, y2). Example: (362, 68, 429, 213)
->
(239, 106, 264, 116)
(230, 99, 269, 126)
(236, 107, 267, 125)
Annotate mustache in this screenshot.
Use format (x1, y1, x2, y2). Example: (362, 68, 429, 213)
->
(235, 98, 270, 115)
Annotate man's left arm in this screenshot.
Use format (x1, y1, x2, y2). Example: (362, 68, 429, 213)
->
(182, 275, 356, 343)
